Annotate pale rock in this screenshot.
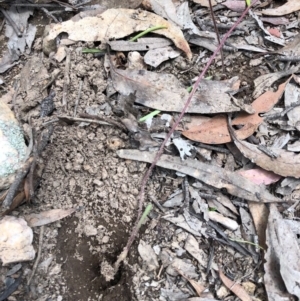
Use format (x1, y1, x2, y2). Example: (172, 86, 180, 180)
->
(153, 245, 161, 255)
(102, 236, 109, 243)
(84, 224, 97, 236)
(0, 216, 35, 265)
(216, 285, 230, 299)
(0, 102, 27, 190)
(242, 281, 256, 295)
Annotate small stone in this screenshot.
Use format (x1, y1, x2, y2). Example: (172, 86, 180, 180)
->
(0, 216, 35, 265)
(102, 168, 108, 180)
(93, 179, 103, 186)
(84, 225, 97, 236)
(107, 137, 125, 150)
(102, 236, 109, 243)
(153, 245, 161, 255)
(216, 285, 230, 299)
(242, 281, 256, 295)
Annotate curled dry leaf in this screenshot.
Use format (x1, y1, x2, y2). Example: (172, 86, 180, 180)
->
(262, 0, 300, 16)
(182, 80, 288, 144)
(43, 8, 192, 59)
(110, 64, 241, 114)
(248, 202, 268, 250)
(219, 269, 252, 301)
(229, 127, 300, 178)
(253, 68, 297, 99)
(117, 149, 281, 203)
(24, 208, 76, 227)
(261, 17, 290, 25)
(142, 0, 181, 26)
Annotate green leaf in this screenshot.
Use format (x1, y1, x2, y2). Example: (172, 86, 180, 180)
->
(245, 0, 251, 6)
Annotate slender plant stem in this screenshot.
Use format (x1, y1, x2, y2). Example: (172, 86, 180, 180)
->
(119, 0, 259, 264)
(208, 0, 225, 73)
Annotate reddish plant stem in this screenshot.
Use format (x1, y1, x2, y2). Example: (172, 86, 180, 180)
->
(124, 1, 258, 252)
(208, 0, 225, 73)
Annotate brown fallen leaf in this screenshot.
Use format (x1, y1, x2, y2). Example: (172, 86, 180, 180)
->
(182, 79, 288, 144)
(117, 149, 281, 202)
(237, 168, 281, 185)
(248, 202, 268, 250)
(222, 0, 246, 12)
(219, 269, 252, 301)
(110, 64, 241, 114)
(176, 115, 211, 131)
(262, 0, 300, 16)
(43, 8, 192, 59)
(228, 116, 300, 178)
(24, 208, 76, 227)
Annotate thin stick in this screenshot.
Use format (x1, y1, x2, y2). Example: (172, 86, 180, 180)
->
(208, 0, 225, 73)
(27, 226, 44, 285)
(79, 113, 127, 131)
(74, 79, 83, 117)
(62, 49, 71, 110)
(58, 115, 112, 126)
(40, 7, 59, 23)
(0, 8, 22, 37)
(115, 0, 259, 269)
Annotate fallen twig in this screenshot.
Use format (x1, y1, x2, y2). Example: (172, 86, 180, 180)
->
(208, 0, 225, 73)
(74, 79, 83, 117)
(79, 113, 127, 131)
(57, 115, 111, 126)
(27, 226, 44, 286)
(62, 49, 70, 110)
(114, 0, 259, 274)
(0, 8, 22, 37)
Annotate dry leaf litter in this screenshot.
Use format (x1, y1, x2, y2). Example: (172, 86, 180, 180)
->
(0, 0, 300, 301)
